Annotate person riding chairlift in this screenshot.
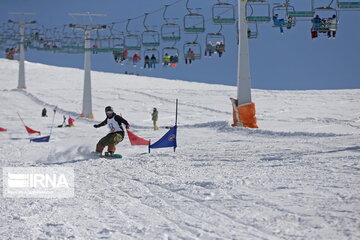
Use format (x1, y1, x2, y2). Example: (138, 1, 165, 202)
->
(273, 14, 285, 34)
(185, 48, 195, 64)
(133, 53, 140, 64)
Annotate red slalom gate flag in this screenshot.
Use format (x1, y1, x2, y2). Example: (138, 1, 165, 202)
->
(25, 126, 41, 135)
(127, 130, 150, 146)
(0, 127, 7, 132)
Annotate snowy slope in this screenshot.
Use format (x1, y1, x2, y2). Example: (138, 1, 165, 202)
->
(0, 59, 359, 240)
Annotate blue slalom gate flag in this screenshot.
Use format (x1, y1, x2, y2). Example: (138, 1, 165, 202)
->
(30, 135, 50, 143)
(149, 125, 177, 152)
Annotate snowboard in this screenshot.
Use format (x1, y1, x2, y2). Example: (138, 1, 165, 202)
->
(91, 152, 122, 159)
(100, 153, 122, 159)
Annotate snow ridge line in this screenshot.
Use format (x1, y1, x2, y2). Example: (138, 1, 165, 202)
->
(181, 120, 347, 138)
(3, 89, 147, 128)
(123, 89, 231, 115)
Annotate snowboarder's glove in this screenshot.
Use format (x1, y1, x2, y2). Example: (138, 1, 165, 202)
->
(94, 124, 99, 128)
(126, 124, 130, 129)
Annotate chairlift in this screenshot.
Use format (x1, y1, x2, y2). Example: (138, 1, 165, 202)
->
(337, 0, 360, 9)
(61, 36, 84, 54)
(246, 0, 272, 23)
(144, 48, 160, 63)
(272, 1, 296, 28)
(90, 35, 110, 53)
(184, 13, 205, 33)
(184, 0, 205, 33)
(312, 6, 339, 33)
(162, 46, 180, 64)
(247, 23, 259, 39)
(124, 33, 141, 51)
(142, 30, 160, 47)
(205, 33, 225, 53)
(111, 35, 125, 51)
(183, 41, 201, 60)
(161, 4, 181, 41)
(122, 49, 141, 64)
(125, 19, 142, 51)
(142, 13, 160, 47)
(161, 23, 181, 41)
(212, 1, 236, 24)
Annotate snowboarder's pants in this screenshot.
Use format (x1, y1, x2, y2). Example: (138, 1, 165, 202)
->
(96, 132, 123, 153)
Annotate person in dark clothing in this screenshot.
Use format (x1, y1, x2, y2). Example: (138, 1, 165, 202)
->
(144, 55, 150, 69)
(42, 108, 47, 117)
(150, 54, 157, 69)
(93, 106, 130, 156)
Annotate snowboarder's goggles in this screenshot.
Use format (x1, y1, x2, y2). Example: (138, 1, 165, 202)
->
(106, 110, 113, 114)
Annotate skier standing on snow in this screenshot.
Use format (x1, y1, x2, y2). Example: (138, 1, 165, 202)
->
(94, 106, 130, 156)
(41, 108, 47, 117)
(152, 108, 159, 130)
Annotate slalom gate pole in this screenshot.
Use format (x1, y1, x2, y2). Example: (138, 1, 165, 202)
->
(175, 99, 178, 126)
(17, 112, 31, 139)
(49, 107, 57, 137)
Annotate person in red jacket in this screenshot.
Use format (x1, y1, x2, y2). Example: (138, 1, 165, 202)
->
(133, 53, 141, 64)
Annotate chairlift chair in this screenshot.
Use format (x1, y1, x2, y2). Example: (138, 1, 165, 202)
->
(144, 48, 160, 63)
(205, 33, 225, 52)
(246, 0, 272, 23)
(212, 2, 236, 24)
(337, 0, 360, 9)
(184, 13, 205, 33)
(183, 41, 201, 60)
(312, 6, 338, 33)
(272, 2, 296, 28)
(124, 33, 141, 51)
(161, 23, 181, 42)
(162, 46, 180, 64)
(142, 30, 160, 47)
(247, 23, 259, 39)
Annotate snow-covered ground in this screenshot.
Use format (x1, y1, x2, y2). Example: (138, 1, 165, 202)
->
(0, 59, 359, 239)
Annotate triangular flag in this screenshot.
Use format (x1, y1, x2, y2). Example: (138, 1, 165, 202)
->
(25, 126, 41, 135)
(30, 135, 50, 143)
(127, 130, 150, 145)
(149, 125, 177, 152)
(0, 127, 7, 132)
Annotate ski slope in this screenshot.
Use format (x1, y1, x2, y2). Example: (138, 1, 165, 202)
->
(0, 59, 359, 240)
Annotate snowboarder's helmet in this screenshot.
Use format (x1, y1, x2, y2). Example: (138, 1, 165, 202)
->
(105, 106, 113, 113)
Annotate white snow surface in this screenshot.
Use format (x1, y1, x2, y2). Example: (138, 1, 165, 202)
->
(0, 59, 359, 240)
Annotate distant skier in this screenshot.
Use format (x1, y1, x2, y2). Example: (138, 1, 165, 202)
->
(93, 106, 130, 156)
(152, 108, 159, 130)
(67, 116, 75, 127)
(42, 108, 48, 117)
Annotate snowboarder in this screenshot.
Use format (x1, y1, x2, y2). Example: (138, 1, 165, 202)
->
(152, 108, 159, 130)
(93, 106, 130, 156)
